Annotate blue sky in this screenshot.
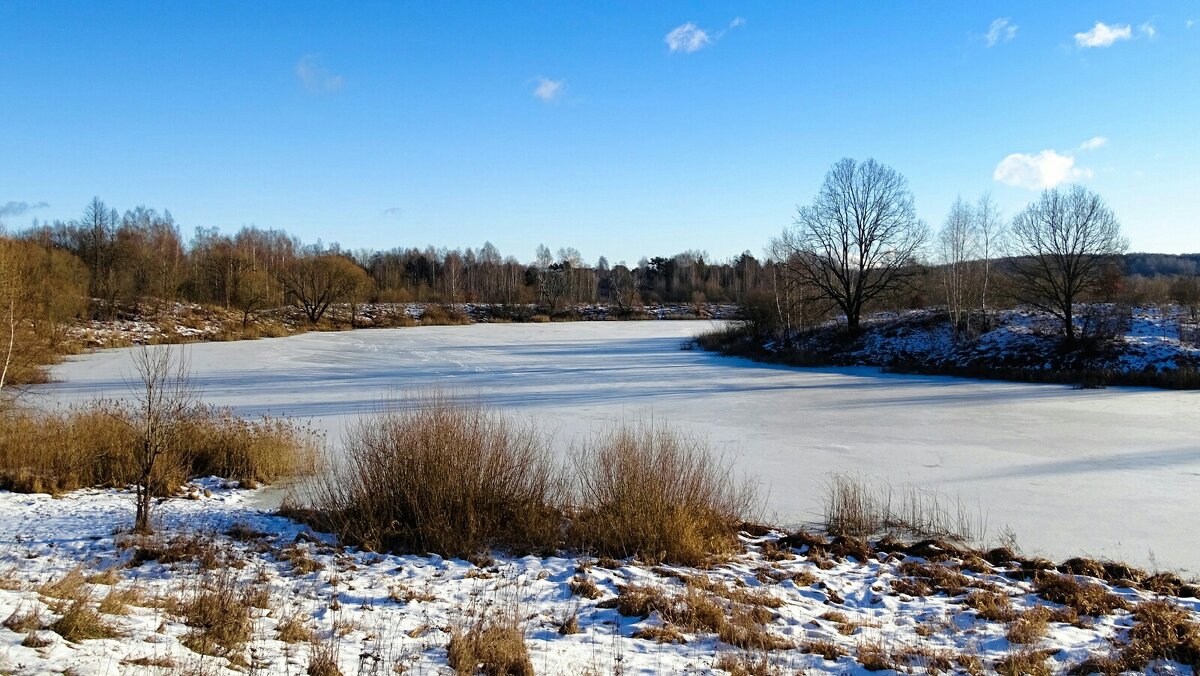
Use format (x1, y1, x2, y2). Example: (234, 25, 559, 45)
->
(1, 1, 1197, 264)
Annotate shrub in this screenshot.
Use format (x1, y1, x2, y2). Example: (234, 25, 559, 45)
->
(822, 473, 981, 542)
(570, 422, 756, 566)
(293, 396, 565, 558)
(0, 402, 319, 495)
(446, 605, 533, 676)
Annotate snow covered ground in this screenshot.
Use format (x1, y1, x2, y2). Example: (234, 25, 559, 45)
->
(2, 481, 1196, 675)
(35, 322, 1200, 573)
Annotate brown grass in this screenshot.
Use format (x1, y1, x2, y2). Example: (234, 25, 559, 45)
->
(277, 613, 315, 643)
(1119, 599, 1200, 670)
(292, 396, 564, 558)
(570, 421, 756, 566)
(1006, 606, 1052, 645)
(49, 600, 120, 642)
(822, 473, 981, 542)
(714, 652, 776, 676)
(3, 605, 43, 633)
(801, 638, 848, 661)
(614, 584, 790, 651)
(994, 648, 1056, 676)
(446, 611, 533, 676)
(177, 571, 256, 662)
(1032, 571, 1130, 616)
(568, 575, 603, 600)
(964, 590, 1017, 622)
(632, 624, 687, 644)
(0, 402, 319, 495)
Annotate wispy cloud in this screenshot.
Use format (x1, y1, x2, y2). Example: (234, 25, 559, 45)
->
(1078, 136, 1108, 151)
(1139, 20, 1157, 38)
(0, 200, 50, 218)
(984, 18, 1018, 47)
(531, 77, 564, 102)
(664, 17, 744, 54)
(382, 207, 403, 219)
(1074, 21, 1133, 48)
(295, 54, 345, 93)
(994, 150, 1091, 190)
(1187, 19, 1195, 30)
(665, 22, 711, 53)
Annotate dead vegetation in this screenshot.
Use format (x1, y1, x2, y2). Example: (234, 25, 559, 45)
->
(0, 400, 319, 495)
(570, 421, 756, 566)
(1032, 571, 1130, 617)
(446, 606, 534, 676)
(49, 599, 120, 642)
(615, 582, 791, 651)
(293, 396, 564, 558)
(176, 570, 259, 663)
(822, 472, 982, 543)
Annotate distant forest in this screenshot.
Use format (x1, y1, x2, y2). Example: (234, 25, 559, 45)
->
(2, 197, 1198, 325)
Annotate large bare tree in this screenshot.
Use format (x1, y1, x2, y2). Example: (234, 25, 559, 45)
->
(1007, 185, 1127, 342)
(276, 254, 370, 324)
(777, 158, 928, 335)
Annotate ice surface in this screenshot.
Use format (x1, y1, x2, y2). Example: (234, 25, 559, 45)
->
(37, 322, 1200, 573)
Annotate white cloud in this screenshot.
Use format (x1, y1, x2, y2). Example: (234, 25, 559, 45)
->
(295, 55, 344, 93)
(1140, 20, 1157, 38)
(665, 23, 711, 53)
(1074, 22, 1133, 47)
(985, 18, 1018, 46)
(993, 149, 1092, 190)
(1078, 136, 1108, 151)
(1187, 19, 1195, 29)
(729, 17, 746, 29)
(532, 77, 564, 102)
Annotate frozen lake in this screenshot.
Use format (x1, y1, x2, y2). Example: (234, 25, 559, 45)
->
(38, 321, 1200, 573)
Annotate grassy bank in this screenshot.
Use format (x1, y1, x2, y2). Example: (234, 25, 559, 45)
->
(695, 318, 1200, 390)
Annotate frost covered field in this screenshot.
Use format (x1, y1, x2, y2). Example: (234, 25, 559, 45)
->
(36, 321, 1200, 574)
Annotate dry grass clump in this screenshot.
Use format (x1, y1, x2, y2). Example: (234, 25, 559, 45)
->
(614, 584, 790, 651)
(713, 652, 776, 676)
(1006, 606, 1052, 645)
(823, 473, 981, 542)
(632, 624, 687, 644)
(892, 561, 985, 597)
(964, 589, 1017, 622)
(295, 396, 564, 558)
(446, 611, 533, 676)
(49, 599, 120, 642)
(3, 605, 43, 633)
(994, 648, 1056, 676)
(277, 613, 315, 643)
(856, 640, 899, 671)
(124, 531, 227, 570)
(801, 638, 848, 661)
(1119, 599, 1200, 669)
(570, 422, 756, 566)
(177, 571, 257, 661)
(568, 575, 603, 600)
(38, 567, 89, 599)
(0, 402, 318, 495)
(1032, 571, 1129, 616)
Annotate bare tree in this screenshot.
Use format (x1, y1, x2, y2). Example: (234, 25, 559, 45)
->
(974, 193, 1005, 318)
(938, 197, 979, 339)
(276, 254, 370, 323)
(127, 346, 197, 534)
(1007, 185, 1128, 342)
(0, 240, 18, 400)
(777, 158, 928, 335)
